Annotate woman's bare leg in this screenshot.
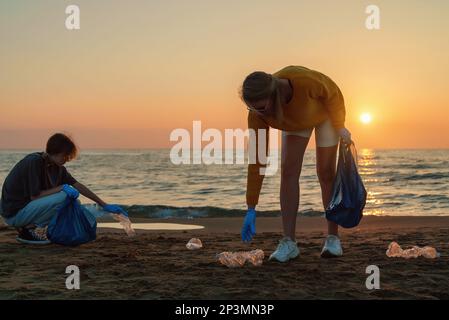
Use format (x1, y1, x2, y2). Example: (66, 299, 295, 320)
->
(316, 145, 339, 236)
(280, 134, 309, 240)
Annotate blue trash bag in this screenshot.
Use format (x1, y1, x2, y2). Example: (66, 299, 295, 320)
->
(47, 197, 97, 246)
(325, 139, 367, 228)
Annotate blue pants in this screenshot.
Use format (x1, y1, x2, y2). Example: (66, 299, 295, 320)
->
(3, 192, 104, 228)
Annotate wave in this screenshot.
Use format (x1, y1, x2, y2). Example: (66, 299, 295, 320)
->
(416, 194, 449, 202)
(388, 172, 449, 181)
(124, 205, 324, 219)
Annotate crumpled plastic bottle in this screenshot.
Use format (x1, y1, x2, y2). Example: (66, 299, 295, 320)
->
(216, 249, 264, 268)
(386, 241, 440, 259)
(186, 238, 203, 250)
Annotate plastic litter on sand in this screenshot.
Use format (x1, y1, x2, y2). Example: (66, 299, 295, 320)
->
(186, 238, 203, 250)
(83, 204, 136, 237)
(112, 214, 136, 237)
(216, 249, 265, 268)
(386, 241, 440, 259)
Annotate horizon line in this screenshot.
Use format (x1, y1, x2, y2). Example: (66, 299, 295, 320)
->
(1, 147, 449, 151)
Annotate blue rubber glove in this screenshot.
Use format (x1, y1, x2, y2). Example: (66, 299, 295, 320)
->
(241, 208, 256, 242)
(103, 204, 129, 217)
(62, 184, 79, 199)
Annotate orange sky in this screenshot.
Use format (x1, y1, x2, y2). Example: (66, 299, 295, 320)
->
(1, 0, 448, 149)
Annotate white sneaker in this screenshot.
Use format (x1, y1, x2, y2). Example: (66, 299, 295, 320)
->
(321, 235, 343, 258)
(269, 237, 300, 262)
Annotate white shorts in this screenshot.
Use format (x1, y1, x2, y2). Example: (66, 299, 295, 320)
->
(282, 118, 339, 147)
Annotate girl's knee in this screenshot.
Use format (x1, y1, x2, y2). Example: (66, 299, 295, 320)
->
(54, 191, 68, 203)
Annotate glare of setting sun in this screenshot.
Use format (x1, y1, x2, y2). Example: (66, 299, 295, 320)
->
(360, 113, 372, 124)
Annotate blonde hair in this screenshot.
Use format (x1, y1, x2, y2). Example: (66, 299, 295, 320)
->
(240, 71, 282, 117)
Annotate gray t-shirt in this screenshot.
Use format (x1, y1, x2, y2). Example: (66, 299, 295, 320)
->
(0, 152, 77, 218)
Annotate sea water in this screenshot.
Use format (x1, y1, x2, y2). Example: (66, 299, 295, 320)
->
(1, 149, 448, 218)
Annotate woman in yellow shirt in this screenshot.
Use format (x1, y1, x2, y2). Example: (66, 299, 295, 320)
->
(240, 66, 352, 262)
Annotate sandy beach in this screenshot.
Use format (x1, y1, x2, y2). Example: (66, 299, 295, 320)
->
(1, 215, 449, 300)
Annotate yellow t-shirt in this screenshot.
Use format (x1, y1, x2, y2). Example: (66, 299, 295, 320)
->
(246, 65, 346, 206)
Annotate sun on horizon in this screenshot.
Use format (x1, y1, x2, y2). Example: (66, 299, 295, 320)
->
(360, 113, 373, 125)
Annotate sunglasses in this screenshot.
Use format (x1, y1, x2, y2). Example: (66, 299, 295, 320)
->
(246, 91, 277, 114)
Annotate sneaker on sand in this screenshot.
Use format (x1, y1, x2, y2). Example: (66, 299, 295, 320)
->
(320, 235, 343, 258)
(16, 227, 51, 245)
(269, 237, 300, 262)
